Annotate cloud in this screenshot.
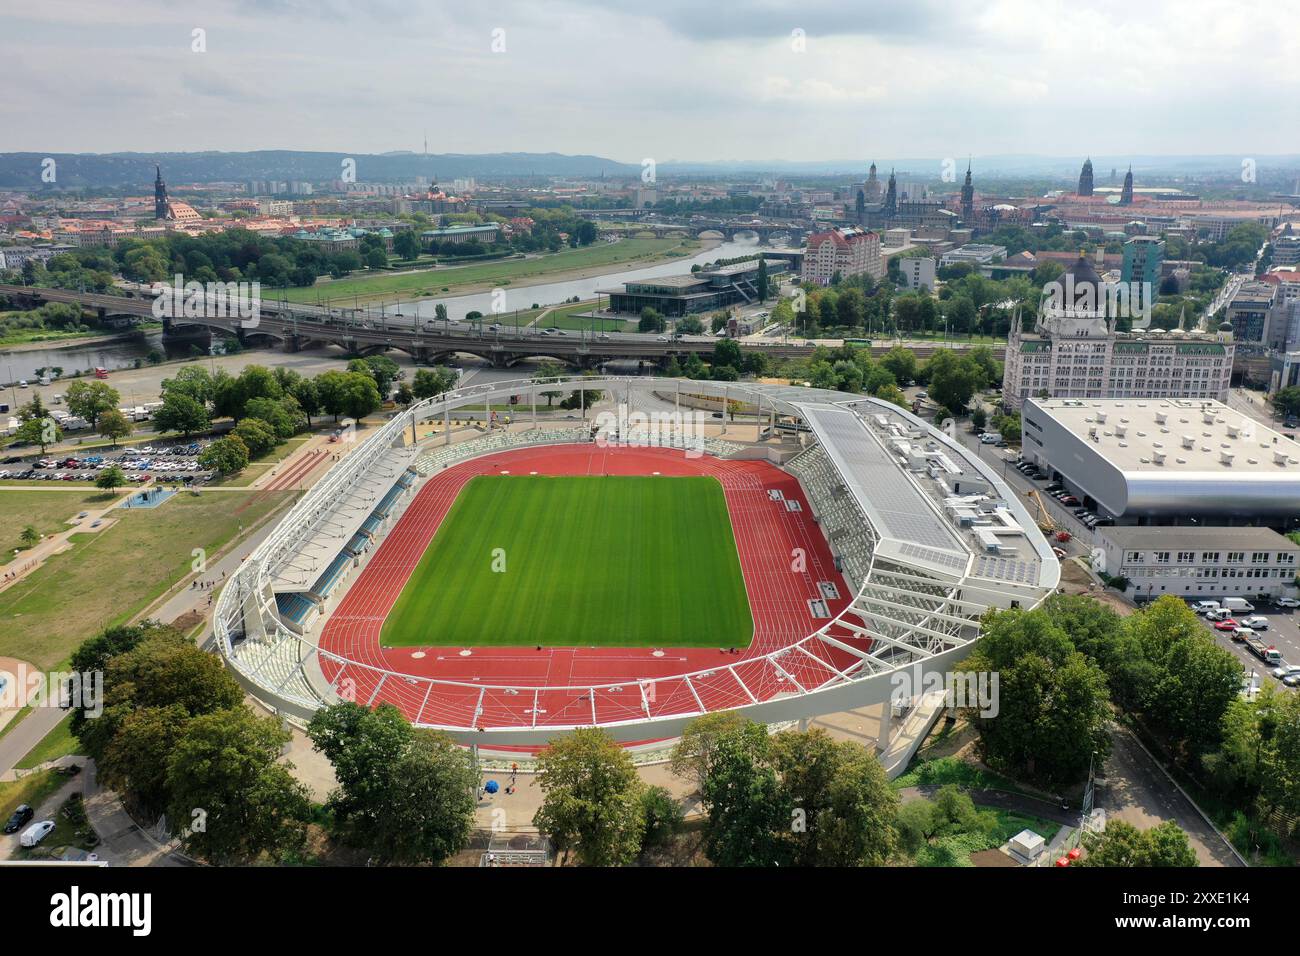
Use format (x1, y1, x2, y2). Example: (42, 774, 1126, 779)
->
(0, 0, 1295, 159)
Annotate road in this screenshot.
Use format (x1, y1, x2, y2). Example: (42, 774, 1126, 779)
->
(1103, 724, 1243, 866)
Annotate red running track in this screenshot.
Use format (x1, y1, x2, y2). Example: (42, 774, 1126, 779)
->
(317, 444, 868, 731)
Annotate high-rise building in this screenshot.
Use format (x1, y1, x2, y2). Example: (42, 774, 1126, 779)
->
(1077, 158, 1094, 197)
(1122, 235, 1165, 311)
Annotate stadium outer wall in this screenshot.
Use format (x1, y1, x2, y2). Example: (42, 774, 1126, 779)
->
(214, 376, 1059, 747)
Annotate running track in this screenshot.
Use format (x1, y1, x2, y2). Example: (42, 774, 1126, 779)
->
(317, 445, 869, 730)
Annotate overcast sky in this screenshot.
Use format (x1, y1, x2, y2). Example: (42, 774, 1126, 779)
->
(3, 0, 1297, 163)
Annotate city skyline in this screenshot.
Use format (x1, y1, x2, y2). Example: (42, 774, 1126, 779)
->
(3, 0, 1299, 160)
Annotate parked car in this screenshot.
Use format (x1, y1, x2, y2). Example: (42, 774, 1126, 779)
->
(2, 804, 33, 834)
(1277, 597, 1300, 609)
(1213, 618, 1241, 631)
(1271, 664, 1300, 680)
(1285, 672, 1300, 688)
(1240, 616, 1270, 630)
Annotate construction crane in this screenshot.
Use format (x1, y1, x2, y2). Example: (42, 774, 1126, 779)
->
(1026, 489, 1056, 533)
(1026, 489, 1071, 543)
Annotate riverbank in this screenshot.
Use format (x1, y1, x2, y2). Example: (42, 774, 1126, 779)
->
(280, 236, 713, 306)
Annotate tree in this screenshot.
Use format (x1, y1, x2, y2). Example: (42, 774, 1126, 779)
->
(232, 418, 279, 459)
(95, 464, 128, 491)
(97, 408, 132, 447)
(166, 707, 309, 862)
(532, 362, 566, 407)
(243, 396, 300, 439)
(412, 366, 458, 400)
(637, 307, 666, 333)
(1126, 596, 1241, 757)
(880, 346, 918, 385)
(926, 352, 983, 416)
(19, 525, 39, 548)
(14, 415, 61, 454)
(308, 703, 413, 830)
(700, 721, 792, 866)
(371, 730, 477, 865)
(638, 786, 684, 853)
(65, 380, 120, 432)
(770, 727, 898, 866)
(533, 727, 645, 866)
(153, 392, 210, 438)
(337, 371, 383, 419)
(1271, 386, 1300, 422)
(199, 435, 250, 475)
(394, 382, 414, 405)
(960, 607, 1112, 787)
(670, 711, 750, 792)
(1080, 819, 1198, 867)
(393, 230, 421, 261)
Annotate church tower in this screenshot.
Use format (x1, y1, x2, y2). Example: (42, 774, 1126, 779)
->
(884, 169, 897, 217)
(1077, 157, 1094, 197)
(960, 158, 974, 224)
(154, 165, 169, 220)
(1120, 166, 1134, 205)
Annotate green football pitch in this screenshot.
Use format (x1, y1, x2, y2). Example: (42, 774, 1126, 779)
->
(379, 475, 754, 648)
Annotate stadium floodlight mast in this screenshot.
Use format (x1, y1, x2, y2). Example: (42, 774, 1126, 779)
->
(213, 376, 1058, 747)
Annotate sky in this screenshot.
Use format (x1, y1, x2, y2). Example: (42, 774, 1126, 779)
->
(2, 0, 1298, 164)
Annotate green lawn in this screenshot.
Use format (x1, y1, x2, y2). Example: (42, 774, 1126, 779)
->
(15, 713, 83, 769)
(0, 489, 120, 554)
(380, 475, 753, 648)
(280, 238, 700, 304)
(0, 490, 291, 668)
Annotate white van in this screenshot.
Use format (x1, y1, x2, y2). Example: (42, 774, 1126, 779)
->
(1241, 616, 1269, 630)
(20, 820, 55, 847)
(1193, 600, 1221, 615)
(1222, 597, 1255, 613)
(979, 432, 1000, 444)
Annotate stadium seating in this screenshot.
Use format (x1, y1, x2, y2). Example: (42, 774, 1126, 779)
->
(787, 443, 879, 587)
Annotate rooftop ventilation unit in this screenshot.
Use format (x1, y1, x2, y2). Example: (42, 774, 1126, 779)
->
(1181, 435, 1195, 449)
(1096, 411, 1108, 424)
(1155, 412, 1168, 425)
(1275, 450, 1291, 465)
(1153, 451, 1167, 465)
(1115, 424, 1127, 437)
(1203, 411, 1216, 425)
(1220, 450, 1235, 465)
(1227, 424, 1240, 438)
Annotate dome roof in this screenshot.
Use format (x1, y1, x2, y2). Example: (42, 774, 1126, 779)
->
(1218, 321, 1234, 332)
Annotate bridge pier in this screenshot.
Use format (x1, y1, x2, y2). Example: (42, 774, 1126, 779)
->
(281, 334, 301, 353)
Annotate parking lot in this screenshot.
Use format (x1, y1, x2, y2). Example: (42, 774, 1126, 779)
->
(1193, 601, 1300, 691)
(0, 439, 216, 486)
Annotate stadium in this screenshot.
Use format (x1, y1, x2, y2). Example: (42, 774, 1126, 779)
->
(213, 376, 1059, 749)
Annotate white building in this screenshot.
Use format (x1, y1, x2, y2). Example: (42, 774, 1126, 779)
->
(800, 227, 883, 286)
(1019, 397, 1300, 521)
(898, 256, 937, 292)
(939, 243, 1006, 267)
(1095, 526, 1299, 600)
(1002, 254, 1235, 409)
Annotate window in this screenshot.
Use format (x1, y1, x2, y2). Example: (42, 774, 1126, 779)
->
(1177, 551, 1195, 563)
(1155, 551, 1171, 564)
(1201, 552, 1219, 563)
(1126, 551, 1145, 564)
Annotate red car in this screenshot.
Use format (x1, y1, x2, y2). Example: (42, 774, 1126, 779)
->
(1213, 618, 1240, 631)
